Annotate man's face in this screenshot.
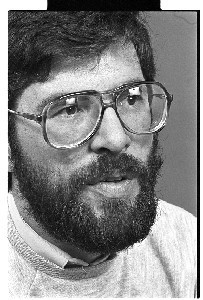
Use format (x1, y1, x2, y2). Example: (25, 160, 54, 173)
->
(11, 42, 163, 255)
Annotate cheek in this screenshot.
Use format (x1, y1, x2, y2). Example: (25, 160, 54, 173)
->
(128, 133, 153, 162)
(15, 118, 91, 172)
(16, 119, 47, 161)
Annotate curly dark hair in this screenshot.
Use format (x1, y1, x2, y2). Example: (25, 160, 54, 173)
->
(8, 11, 156, 110)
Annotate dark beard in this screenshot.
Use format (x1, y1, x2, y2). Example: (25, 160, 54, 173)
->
(12, 134, 163, 255)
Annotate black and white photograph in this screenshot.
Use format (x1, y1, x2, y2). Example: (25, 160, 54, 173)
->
(7, 8, 198, 298)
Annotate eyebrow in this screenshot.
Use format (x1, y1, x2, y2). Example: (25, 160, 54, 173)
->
(36, 92, 68, 113)
(36, 77, 144, 114)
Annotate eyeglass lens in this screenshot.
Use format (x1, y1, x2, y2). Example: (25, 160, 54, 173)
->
(45, 83, 167, 148)
(116, 84, 167, 133)
(46, 94, 102, 147)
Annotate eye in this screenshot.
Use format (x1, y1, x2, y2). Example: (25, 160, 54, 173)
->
(127, 94, 142, 105)
(54, 104, 82, 119)
(48, 97, 81, 119)
(127, 87, 143, 104)
(63, 97, 78, 116)
(64, 105, 78, 116)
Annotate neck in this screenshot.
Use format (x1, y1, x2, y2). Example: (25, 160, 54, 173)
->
(11, 182, 102, 264)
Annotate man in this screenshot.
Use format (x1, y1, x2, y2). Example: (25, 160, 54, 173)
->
(8, 11, 196, 297)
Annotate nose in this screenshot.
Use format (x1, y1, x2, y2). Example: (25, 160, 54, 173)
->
(90, 107, 131, 153)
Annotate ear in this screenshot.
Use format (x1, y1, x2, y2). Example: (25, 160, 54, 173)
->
(8, 144, 14, 172)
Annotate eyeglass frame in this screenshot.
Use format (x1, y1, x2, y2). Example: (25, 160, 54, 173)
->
(8, 81, 173, 150)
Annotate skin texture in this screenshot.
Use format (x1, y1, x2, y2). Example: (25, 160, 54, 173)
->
(10, 41, 156, 263)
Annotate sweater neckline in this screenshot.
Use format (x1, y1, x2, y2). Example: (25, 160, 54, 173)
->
(8, 206, 118, 280)
(7, 193, 110, 268)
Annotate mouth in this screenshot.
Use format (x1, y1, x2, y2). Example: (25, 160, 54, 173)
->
(86, 172, 138, 198)
(87, 170, 135, 184)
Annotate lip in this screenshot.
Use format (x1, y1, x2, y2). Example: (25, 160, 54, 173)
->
(86, 178, 138, 198)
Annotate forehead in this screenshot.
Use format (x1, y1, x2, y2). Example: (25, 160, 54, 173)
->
(17, 42, 144, 113)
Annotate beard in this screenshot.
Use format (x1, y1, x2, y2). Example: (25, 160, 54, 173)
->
(11, 134, 163, 256)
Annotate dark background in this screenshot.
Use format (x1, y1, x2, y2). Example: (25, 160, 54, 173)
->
(145, 12, 197, 216)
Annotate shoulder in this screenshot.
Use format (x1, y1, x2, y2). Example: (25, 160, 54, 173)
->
(156, 199, 196, 233)
(126, 201, 197, 297)
(151, 199, 197, 256)
(8, 240, 37, 297)
(8, 210, 38, 297)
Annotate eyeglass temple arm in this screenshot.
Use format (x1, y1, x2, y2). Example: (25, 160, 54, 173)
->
(8, 109, 42, 123)
(167, 94, 173, 110)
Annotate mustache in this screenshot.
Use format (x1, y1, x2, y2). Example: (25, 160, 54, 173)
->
(68, 152, 151, 188)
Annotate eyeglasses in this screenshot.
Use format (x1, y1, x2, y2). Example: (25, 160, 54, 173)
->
(8, 81, 173, 150)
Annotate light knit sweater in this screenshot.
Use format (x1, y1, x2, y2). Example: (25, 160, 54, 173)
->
(8, 200, 197, 298)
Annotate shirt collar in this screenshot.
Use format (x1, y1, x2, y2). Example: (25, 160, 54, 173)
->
(8, 193, 109, 268)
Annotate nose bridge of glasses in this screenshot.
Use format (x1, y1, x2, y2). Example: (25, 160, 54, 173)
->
(101, 92, 115, 108)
